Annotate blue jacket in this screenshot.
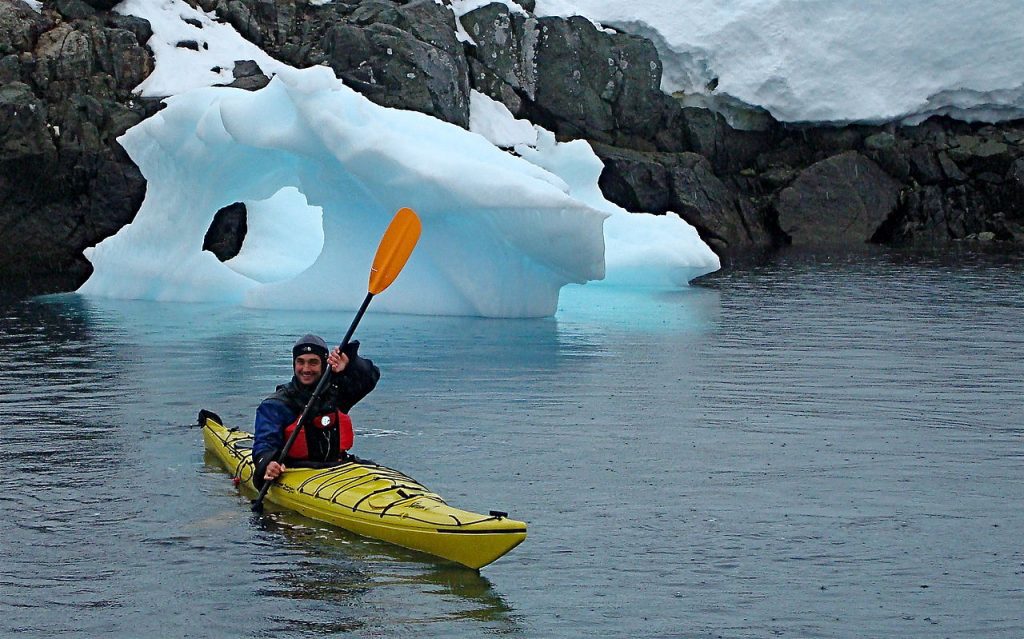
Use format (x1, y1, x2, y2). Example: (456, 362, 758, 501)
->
(252, 398, 303, 459)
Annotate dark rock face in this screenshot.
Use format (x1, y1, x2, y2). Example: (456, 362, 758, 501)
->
(0, 0, 157, 291)
(81, 0, 122, 10)
(204, 0, 471, 128)
(0, 81, 53, 157)
(226, 59, 270, 90)
(594, 143, 772, 254)
(601, 114, 1024, 251)
(675, 106, 774, 173)
(462, 4, 680, 150)
(319, 1, 470, 127)
(776, 151, 901, 245)
(873, 122, 1024, 245)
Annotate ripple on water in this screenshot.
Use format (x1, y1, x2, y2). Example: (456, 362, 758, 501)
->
(2, 252, 1023, 638)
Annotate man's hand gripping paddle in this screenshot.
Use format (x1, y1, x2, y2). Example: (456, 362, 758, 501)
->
(251, 207, 422, 513)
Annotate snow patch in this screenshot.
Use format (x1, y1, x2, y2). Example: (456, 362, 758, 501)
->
(535, 0, 1024, 124)
(469, 90, 538, 148)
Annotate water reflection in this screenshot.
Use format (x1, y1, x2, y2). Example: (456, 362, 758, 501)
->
(249, 509, 519, 634)
(45, 281, 723, 372)
(1, 294, 132, 509)
(557, 282, 721, 334)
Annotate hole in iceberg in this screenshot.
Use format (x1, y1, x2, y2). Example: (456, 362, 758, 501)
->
(203, 202, 247, 262)
(220, 186, 324, 284)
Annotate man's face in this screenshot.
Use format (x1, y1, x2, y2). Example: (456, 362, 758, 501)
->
(294, 354, 323, 386)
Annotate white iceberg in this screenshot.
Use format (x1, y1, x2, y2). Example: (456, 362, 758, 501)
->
(79, 0, 720, 318)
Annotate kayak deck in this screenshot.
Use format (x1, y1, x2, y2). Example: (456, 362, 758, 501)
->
(200, 412, 526, 569)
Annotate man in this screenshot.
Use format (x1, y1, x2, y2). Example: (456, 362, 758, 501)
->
(252, 334, 380, 487)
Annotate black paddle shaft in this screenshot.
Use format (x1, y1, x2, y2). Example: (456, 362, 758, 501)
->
(251, 292, 374, 512)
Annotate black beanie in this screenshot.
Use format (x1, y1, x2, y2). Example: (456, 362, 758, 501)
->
(293, 334, 329, 364)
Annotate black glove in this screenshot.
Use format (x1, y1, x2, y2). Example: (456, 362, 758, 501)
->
(342, 340, 361, 358)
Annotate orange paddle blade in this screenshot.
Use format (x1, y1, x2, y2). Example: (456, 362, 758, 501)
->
(368, 207, 422, 295)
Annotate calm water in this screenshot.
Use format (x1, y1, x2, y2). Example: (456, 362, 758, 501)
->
(1, 249, 1022, 638)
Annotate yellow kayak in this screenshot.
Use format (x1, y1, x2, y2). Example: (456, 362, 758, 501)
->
(199, 411, 526, 569)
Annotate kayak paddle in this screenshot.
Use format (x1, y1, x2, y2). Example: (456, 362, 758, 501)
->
(251, 207, 422, 513)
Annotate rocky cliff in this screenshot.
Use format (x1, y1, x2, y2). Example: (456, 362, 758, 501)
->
(2, 0, 1021, 294)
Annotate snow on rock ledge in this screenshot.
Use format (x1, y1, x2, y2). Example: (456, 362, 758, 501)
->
(535, 0, 1024, 124)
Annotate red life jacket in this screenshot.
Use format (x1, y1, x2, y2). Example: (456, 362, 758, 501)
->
(283, 410, 353, 461)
